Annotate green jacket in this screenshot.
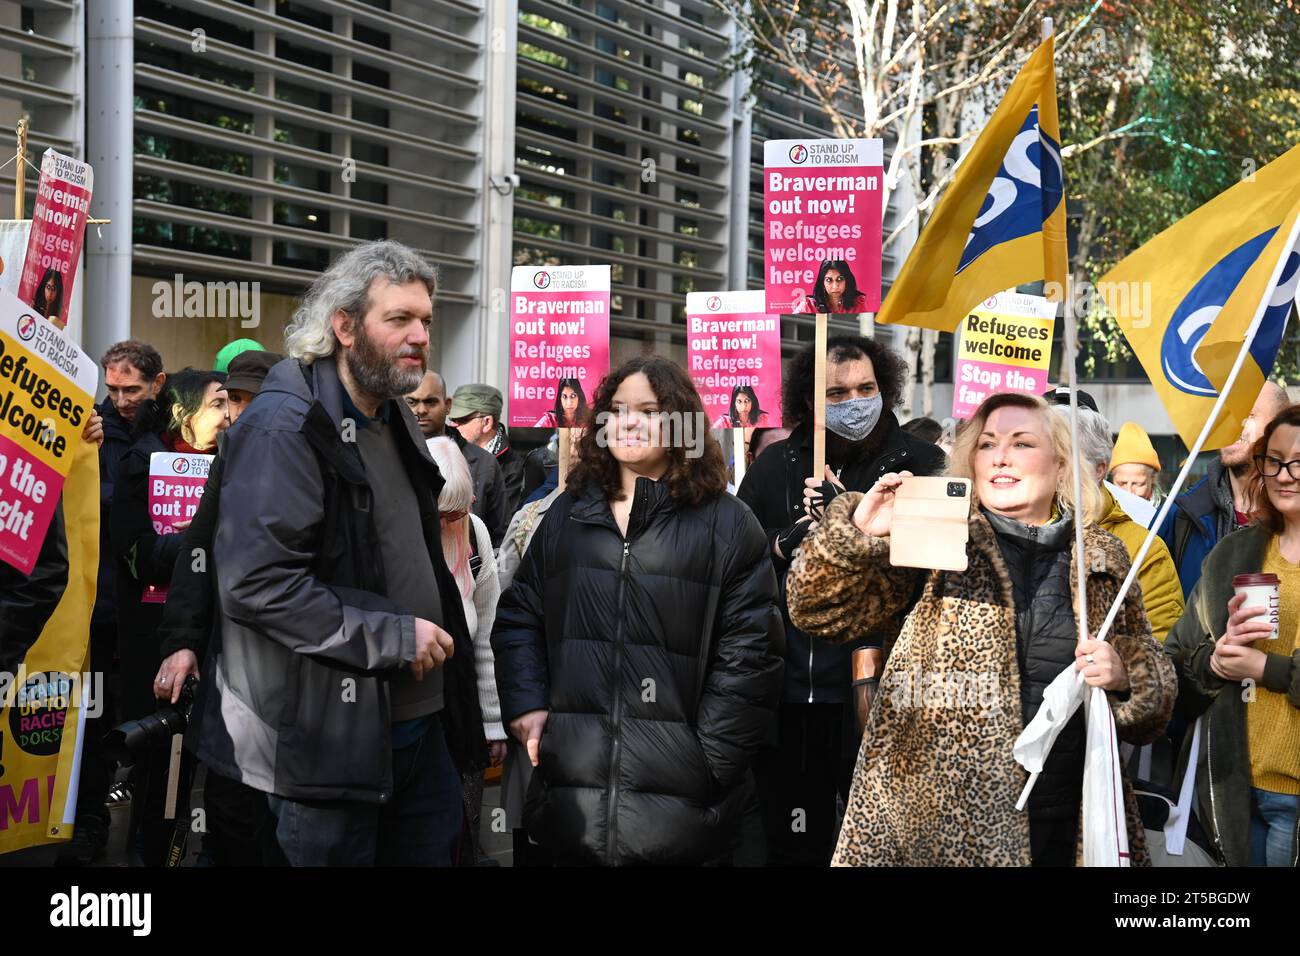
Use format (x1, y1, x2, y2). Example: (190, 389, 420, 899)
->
(1164, 524, 1300, 866)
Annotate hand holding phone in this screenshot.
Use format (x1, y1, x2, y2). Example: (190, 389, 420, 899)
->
(887, 475, 971, 572)
(852, 471, 912, 538)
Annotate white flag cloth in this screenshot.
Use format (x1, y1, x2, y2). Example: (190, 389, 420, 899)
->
(1105, 479, 1157, 528)
(1013, 663, 1131, 867)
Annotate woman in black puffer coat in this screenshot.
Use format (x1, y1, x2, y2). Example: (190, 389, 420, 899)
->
(492, 356, 784, 866)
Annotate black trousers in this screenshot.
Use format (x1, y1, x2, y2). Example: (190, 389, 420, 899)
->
(201, 767, 284, 865)
(128, 743, 196, 866)
(71, 621, 118, 834)
(753, 701, 858, 866)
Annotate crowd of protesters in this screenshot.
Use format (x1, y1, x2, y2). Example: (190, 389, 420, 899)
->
(4, 238, 1296, 869)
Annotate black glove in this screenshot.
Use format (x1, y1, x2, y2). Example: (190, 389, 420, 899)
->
(774, 517, 814, 561)
(805, 480, 843, 521)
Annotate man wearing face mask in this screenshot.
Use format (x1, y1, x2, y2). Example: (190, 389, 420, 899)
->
(737, 335, 946, 866)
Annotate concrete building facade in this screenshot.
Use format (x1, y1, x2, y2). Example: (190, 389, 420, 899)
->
(0, 0, 1181, 456)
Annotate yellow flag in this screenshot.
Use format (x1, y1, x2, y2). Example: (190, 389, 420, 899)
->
(1100, 144, 1300, 449)
(0, 437, 98, 853)
(878, 36, 1067, 332)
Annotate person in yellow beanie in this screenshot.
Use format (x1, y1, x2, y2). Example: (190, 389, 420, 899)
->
(1110, 421, 1162, 508)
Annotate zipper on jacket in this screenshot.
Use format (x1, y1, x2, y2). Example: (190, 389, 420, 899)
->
(807, 644, 815, 704)
(606, 535, 631, 864)
(1206, 715, 1225, 862)
(1017, 526, 1039, 677)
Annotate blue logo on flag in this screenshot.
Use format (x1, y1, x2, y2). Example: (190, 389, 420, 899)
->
(1160, 228, 1298, 396)
(957, 105, 1063, 275)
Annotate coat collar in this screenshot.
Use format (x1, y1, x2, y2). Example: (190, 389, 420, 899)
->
(569, 474, 676, 535)
(269, 355, 441, 492)
(968, 507, 1128, 582)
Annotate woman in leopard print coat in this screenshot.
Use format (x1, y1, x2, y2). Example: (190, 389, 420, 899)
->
(787, 394, 1177, 866)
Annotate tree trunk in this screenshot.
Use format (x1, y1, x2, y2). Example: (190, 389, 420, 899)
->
(900, 325, 921, 420)
(921, 327, 936, 417)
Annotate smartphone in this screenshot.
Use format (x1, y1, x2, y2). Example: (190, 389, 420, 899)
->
(889, 476, 971, 572)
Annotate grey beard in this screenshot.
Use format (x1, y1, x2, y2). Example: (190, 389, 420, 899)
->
(344, 335, 424, 402)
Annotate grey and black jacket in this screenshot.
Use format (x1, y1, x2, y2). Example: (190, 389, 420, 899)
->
(192, 355, 485, 804)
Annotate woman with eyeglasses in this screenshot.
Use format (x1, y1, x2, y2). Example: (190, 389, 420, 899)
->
(1166, 402, 1300, 866)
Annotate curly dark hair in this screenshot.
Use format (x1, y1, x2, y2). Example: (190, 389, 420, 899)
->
(567, 355, 729, 507)
(780, 335, 908, 430)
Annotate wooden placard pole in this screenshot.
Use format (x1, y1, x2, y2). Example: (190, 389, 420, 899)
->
(812, 312, 828, 480)
(14, 118, 27, 219)
(733, 426, 751, 488)
(859, 311, 875, 339)
(557, 427, 570, 491)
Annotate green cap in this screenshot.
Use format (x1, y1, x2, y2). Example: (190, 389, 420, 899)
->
(214, 338, 265, 373)
(448, 384, 503, 421)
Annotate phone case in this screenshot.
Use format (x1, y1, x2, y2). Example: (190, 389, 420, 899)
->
(889, 476, 971, 572)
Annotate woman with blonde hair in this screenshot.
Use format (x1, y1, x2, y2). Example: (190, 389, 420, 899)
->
(425, 436, 506, 864)
(787, 392, 1176, 866)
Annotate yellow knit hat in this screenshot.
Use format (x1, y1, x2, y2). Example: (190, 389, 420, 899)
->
(1110, 421, 1160, 472)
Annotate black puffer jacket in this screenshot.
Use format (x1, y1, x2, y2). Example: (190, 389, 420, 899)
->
(492, 478, 784, 865)
(985, 510, 1085, 859)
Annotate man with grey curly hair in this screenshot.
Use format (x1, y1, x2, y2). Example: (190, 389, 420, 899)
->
(195, 240, 486, 866)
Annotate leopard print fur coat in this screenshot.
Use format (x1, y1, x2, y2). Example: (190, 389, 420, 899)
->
(787, 493, 1177, 867)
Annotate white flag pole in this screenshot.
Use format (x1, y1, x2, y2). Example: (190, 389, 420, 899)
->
(1094, 209, 1300, 645)
(1040, 16, 1090, 643)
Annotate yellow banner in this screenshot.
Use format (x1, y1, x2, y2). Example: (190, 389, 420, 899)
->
(0, 411, 98, 852)
(957, 309, 1055, 371)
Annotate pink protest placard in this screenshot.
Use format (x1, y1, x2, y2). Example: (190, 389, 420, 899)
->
(764, 139, 883, 316)
(0, 289, 97, 574)
(686, 290, 783, 429)
(18, 149, 92, 329)
(143, 452, 213, 603)
(952, 291, 1057, 419)
(509, 265, 610, 429)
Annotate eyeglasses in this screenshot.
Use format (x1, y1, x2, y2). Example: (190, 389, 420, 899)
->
(1254, 455, 1300, 480)
(449, 414, 482, 428)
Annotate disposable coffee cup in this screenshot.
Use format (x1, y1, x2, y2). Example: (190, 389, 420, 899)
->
(1232, 573, 1280, 640)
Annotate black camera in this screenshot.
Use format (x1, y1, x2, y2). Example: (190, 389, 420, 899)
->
(104, 675, 198, 766)
(947, 482, 966, 498)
